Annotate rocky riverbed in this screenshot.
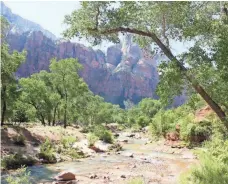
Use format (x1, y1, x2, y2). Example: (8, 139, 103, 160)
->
(1, 128, 197, 184)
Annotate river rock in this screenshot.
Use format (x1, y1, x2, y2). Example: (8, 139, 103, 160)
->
(54, 171, 76, 181)
(72, 140, 95, 156)
(90, 174, 98, 179)
(127, 133, 135, 138)
(93, 140, 112, 152)
(120, 175, 126, 178)
(122, 152, 134, 158)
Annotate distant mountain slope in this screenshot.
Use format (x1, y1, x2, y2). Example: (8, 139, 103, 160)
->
(1, 2, 57, 40)
(1, 3, 186, 108)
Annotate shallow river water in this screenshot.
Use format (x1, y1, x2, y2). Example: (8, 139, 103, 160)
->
(1, 134, 197, 184)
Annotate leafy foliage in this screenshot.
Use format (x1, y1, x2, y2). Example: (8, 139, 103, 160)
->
(2, 153, 35, 170)
(93, 125, 114, 143)
(63, 1, 228, 126)
(5, 166, 31, 184)
(60, 136, 77, 149)
(180, 138, 228, 184)
(87, 133, 99, 147)
(1, 17, 26, 125)
(37, 139, 56, 163)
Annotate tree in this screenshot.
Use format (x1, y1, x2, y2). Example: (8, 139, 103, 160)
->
(32, 71, 61, 126)
(138, 98, 162, 118)
(1, 16, 26, 125)
(49, 58, 88, 128)
(63, 2, 228, 127)
(19, 77, 50, 125)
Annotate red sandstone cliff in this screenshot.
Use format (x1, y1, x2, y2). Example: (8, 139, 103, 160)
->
(7, 31, 163, 107)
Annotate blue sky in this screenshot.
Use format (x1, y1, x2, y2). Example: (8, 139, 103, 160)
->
(4, 1, 80, 38)
(4, 1, 113, 50)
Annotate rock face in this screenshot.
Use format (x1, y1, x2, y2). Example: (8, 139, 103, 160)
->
(6, 31, 161, 107)
(2, 3, 186, 107)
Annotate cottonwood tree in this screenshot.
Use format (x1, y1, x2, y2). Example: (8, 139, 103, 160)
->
(19, 77, 51, 125)
(63, 2, 228, 128)
(49, 58, 88, 128)
(1, 16, 26, 125)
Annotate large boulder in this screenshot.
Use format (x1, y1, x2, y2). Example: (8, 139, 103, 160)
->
(54, 171, 76, 181)
(93, 140, 112, 152)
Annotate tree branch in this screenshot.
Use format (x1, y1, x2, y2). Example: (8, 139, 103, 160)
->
(89, 26, 187, 71)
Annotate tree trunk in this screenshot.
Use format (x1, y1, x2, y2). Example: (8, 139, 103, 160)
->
(63, 91, 67, 129)
(52, 104, 58, 126)
(1, 98, 6, 126)
(192, 84, 227, 127)
(40, 114, 45, 126)
(98, 27, 227, 126)
(1, 86, 7, 126)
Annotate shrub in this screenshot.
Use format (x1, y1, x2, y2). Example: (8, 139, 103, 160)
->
(108, 143, 122, 152)
(149, 110, 177, 138)
(12, 134, 26, 146)
(127, 177, 145, 184)
(6, 166, 31, 184)
(64, 149, 81, 159)
(93, 126, 114, 143)
(60, 136, 77, 148)
(180, 119, 212, 144)
(136, 116, 150, 128)
(12, 110, 29, 124)
(87, 133, 99, 147)
(37, 139, 56, 163)
(180, 138, 228, 184)
(179, 152, 228, 184)
(2, 153, 35, 170)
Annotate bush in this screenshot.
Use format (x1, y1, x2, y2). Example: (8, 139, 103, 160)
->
(180, 138, 228, 184)
(179, 152, 228, 184)
(87, 133, 99, 147)
(6, 166, 31, 184)
(64, 149, 81, 159)
(108, 143, 122, 152)
(93, 126, 114, 143)
(12, 110, 29, 124)
(127, 177, 145, 184)
(60, 136, 77, 148)
(180, 118, 212, 143)
(149, 110, 177, 138)
(136, 116, 150, 128)
(2, 153, 35, 170)
(37, 139, 56, 163)
(12, 134, 26, 146)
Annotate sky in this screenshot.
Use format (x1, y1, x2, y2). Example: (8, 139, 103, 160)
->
(3, 1, 191, 54)
(4, 1, 113, 50)
(4, 1, 80, 38)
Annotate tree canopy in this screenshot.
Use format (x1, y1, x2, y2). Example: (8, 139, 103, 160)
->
(1, 16, 26, 125)
(63, 1, 228, 127)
